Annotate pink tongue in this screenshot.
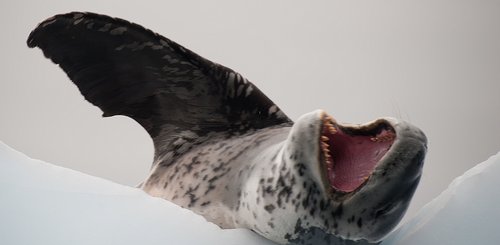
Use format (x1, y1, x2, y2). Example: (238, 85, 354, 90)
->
(328, 129, 394, 192)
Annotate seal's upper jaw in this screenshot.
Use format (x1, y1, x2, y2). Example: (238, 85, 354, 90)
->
(318, 112, 397, 195)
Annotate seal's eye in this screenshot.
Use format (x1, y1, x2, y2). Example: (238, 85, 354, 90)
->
(320, 116, 395, 193)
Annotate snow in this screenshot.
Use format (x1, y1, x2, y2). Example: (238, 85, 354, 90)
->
(381, 151, 500, 245)
(0, 141, 275, 245)
(1, 139, 499, 245)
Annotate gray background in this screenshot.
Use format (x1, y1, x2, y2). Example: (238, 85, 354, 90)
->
(1, 0, 499, 222)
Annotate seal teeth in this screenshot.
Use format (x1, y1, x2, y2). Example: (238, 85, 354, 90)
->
(324, 120, 336, 133)
(321, 142, 329, 150)
(320, 113, 338, 190)
(321, 141, 332, 162)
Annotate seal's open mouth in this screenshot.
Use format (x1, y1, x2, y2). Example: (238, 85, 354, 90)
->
(320, 114, 396, 193)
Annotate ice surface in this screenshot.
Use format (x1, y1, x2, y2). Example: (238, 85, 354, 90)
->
(0, 141, 275, 245)
(1, 140, 499, 245)
(381, 152, 500, 245)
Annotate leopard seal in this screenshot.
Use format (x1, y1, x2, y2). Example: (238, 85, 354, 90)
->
(27, 12, 427, 244)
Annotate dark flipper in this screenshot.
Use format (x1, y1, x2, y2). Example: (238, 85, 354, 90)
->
(28, 12, 291, 144)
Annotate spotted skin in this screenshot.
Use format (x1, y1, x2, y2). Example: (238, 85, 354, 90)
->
(28, 12, 427, 245)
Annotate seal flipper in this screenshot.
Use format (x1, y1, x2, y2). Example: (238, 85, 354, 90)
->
(27, 12, 291, 143)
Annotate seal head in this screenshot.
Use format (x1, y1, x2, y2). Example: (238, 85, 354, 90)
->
(270, 110, 426, 243)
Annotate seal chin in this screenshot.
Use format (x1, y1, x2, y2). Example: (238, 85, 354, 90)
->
(318, 112, 397, 195)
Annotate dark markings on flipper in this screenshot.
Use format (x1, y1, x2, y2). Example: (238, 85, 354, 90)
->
(27, 11, 291, 141)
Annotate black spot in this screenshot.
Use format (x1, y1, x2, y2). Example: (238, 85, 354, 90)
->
(263, 186, 274, 196)
(319, 200, 329, 211)
(348, 215, 355, 223)
(267, 221, 275, 228)
(185, 185, 200, 207)
(357, 218, 363, 228)
(331, 203, 343, 218)
(294, 218, 303, 234)
(204, 184, 215, 195)
(264, 204, 276, 213)
(294, 201, 300, 212)
(295, 163, 306, 176)
(323, 217, 329, 228)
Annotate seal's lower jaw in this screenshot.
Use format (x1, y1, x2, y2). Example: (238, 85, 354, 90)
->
(319, 113, 396, 194)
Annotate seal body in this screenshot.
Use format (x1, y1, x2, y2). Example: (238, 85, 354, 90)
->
(28, 12, 427, 245)
(143, 126, 290, 227)
(142, 110, 426, 244)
